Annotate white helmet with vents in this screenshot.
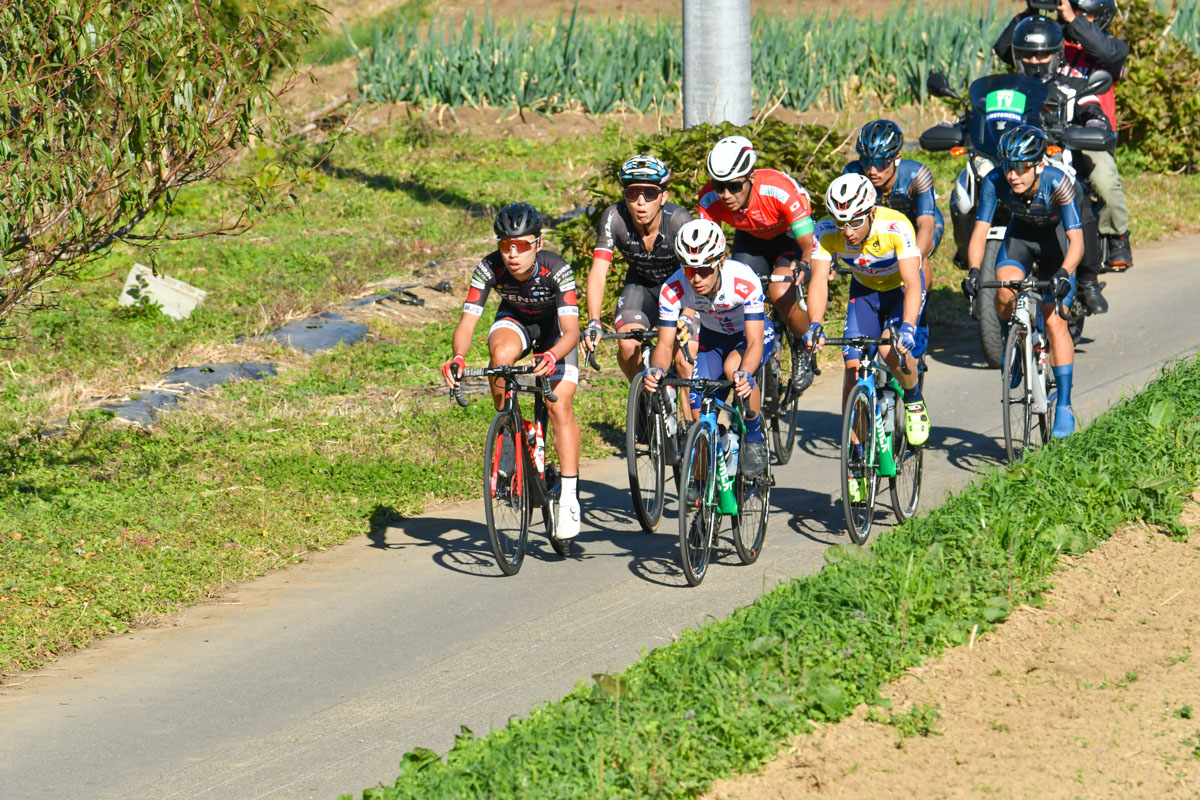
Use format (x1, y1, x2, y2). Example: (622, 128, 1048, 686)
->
(824, 174, 877, 222)
(706, 136, 757, 181)
(674, 219, 726, 267)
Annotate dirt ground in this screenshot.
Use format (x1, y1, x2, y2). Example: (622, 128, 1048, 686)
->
(706, 493, 1200, 800)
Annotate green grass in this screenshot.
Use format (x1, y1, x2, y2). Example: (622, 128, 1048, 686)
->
(346, 354, 1200, 799)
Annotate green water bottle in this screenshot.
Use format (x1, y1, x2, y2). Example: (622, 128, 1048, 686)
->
(716, 431, 739, 515)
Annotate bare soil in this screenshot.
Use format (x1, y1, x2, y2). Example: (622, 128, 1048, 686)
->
(707, 492, 1200, 800)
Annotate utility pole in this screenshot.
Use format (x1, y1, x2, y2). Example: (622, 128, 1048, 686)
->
(682, 0, 752, 128)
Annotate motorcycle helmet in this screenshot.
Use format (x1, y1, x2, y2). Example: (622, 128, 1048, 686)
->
(1012, 16, 1064, 83)
(1070, 0, 1117, 32)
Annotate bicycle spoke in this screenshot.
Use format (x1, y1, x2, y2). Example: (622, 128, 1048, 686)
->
(483, 412, 529, 575)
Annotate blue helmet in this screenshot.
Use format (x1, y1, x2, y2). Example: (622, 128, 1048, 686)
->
(997, 124, 1048, 168)
(618, 154, 671, 188)
(856, 119, 904, 166)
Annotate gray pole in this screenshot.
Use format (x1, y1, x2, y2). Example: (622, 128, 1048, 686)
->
(682, 0, 752, 128)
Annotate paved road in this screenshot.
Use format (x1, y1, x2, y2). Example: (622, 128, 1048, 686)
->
(2, 238, 1198, 800)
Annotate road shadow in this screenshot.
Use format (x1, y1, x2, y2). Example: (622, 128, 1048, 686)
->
(315, 160, 490, 218)
(770, 485, 849, 546)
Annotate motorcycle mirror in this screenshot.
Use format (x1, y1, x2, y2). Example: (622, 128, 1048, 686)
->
(1083, 69, 1113, 97)
(926, 72, 959, 100)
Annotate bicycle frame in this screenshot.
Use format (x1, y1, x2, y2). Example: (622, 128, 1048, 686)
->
(824, 335, 910, 479)
(666, 376, 745, 513)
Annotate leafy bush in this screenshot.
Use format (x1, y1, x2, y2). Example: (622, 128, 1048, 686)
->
(553, 119, 850, 321)
(1113, 0, 1200, 172)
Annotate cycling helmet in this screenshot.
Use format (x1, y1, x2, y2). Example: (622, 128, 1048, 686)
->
(674, 219, 726, 267)
(493, 202, 543, 238)
(997, 124, 1048, 167)
(1070, 0, 1116, 32)
(824, 174, 877, 222)
(856, 119, 905, 164)
(706, 135, 757, 181)
(618, 154, 671, 188)
(1012, 16, 1064, 83)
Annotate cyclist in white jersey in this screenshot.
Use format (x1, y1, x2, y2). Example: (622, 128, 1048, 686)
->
(643, 219, 774, 475)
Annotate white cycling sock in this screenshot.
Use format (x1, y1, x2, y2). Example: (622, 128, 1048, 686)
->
(561, 475, 578, 503)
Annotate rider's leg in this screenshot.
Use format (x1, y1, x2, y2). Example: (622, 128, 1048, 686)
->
(1075, 200, 1109, 314)
(546, 359, 582, 538)
(614, 284, 658, 381)
(487, 319, 527, 410)
(1086, 149, 1132, 268)
(1042, 293, 1076, 438)
(724, 346, 767, 474)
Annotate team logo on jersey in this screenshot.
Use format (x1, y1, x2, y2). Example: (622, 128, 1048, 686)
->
(733, 278, 755, 300)
(760, 185, 790, 204)
(662, 279, 684, 305)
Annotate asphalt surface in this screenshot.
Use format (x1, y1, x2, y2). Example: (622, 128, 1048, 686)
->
(1, 237, 1198, 800)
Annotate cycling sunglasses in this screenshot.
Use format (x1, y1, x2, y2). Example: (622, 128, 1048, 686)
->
(623, 185, 663, 203)
(682, 264, 717, 278)
(498, 237, 538, 254)
(711, 178, 746, 194)
(859, 156, 893, 170)
(840, 214, 871, 231)
(1001, 160, 1039, 175)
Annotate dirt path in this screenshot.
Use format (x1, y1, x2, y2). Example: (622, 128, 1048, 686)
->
(708, 494, 1200, 800)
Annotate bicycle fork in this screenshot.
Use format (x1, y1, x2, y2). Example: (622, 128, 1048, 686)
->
(1015, 297, 1050, 414)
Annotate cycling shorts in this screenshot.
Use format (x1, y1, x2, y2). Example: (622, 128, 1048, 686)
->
(997, 219, 1077, 308)
(490, 309, 580, 385)
(689, 325, 776, 411)
(843, 269, 927, 363)
(731, 229, 806, 307)
(614, 282, 659, 330)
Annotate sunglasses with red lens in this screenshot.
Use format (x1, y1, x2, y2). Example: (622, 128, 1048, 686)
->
(682, 264, 717, 278)
(711, 179, 746, 194)
(623, 185, 663, 203)
(498, 237, 538, 254)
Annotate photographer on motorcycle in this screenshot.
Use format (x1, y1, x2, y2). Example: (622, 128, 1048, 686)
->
(1005, 15, 1113, 315)
(995, 0, 1133, 270)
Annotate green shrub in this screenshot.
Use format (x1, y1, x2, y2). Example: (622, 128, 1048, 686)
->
(1113, 0, 1200, 172)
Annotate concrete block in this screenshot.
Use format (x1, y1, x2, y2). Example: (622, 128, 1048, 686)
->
(119, 263, 207, 321)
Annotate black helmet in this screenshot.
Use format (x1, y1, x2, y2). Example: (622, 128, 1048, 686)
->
(856, 119, 905, 166)
(493, 202, 543, 238)
(1012, 16, 1064, 84)
(1070, 0, 1117, 32)
(997, 124, 1048, 169)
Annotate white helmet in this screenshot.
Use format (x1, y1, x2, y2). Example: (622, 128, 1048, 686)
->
(674, 219, 726, 267)
(824, 174, 877, 222)
(706, 135, 757, 181)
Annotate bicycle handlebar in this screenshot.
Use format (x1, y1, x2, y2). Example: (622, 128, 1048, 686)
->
(448, 364, 557, 406)
(823, 327, 912, 376)
(656, 375, 750, 418)
(584, 328, 658, 371)
(978, 279, 1068, 320)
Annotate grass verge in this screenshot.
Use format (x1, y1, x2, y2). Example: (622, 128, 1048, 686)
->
(345, 354, 1200, 799)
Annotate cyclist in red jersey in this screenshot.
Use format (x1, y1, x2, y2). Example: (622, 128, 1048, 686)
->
(698, 135, 816, 389)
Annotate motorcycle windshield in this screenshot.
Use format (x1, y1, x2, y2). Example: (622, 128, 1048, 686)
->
(968, 74, 1048, 161)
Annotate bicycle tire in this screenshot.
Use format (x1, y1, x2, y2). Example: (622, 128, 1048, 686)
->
(626, 374, 666, 533)
(732, 441, 770, 565)
(841, 385, 878, 545)
(1002, 324, 1038, 462)
(889, 390, 923, 522)
(770, 334, 801, 464)
(483, 411, 530, 575)
(678, 421, 717, 586)
(977, 239, 1005, 369)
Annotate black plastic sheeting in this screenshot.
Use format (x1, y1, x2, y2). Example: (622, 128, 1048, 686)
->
(258, 313, 368, 354)
(101, 362, 277, 425)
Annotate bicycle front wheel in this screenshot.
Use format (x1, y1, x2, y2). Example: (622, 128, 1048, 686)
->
(483, 411, 530, 576)
(732, 450, 770, 565)
(1001, 324, 1035, 462)
(678, 422, 717, 586)
(890, 391, 923, 522)
(841, 385, 878, 545)
(771, 336, 801, 464)
(626, 374, 666, 532)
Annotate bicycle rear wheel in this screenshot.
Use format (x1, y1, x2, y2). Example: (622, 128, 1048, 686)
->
(678, 422, 717, 586)
(626, 374, 666, 532)
(841, 385, 878, 545)
(770, 336, 801, 464)
(889, 391, 923, 522)
(1001, 324, 1035, 462)
(483, 411, 530, 575)
(732, 444, 770, 565)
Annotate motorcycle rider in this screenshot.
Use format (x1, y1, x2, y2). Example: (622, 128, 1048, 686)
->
(995, 0, 1133, 270)
(1007, 14, 1113, 315)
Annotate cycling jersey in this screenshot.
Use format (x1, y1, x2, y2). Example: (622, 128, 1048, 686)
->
(463, 250, 579, 322)
(698, 169, 814, 241)
(592, 202, 694, 287)
(812, 207, 922, 293)
(843, 158, 944, 234)
(657, 258, 767, 337)
(977, 165, 1082, 232)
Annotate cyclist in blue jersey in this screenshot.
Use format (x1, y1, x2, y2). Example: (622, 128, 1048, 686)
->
(963, 125, 1082, 438)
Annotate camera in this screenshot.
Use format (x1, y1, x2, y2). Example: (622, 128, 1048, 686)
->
(1026, 0, 1060, 11)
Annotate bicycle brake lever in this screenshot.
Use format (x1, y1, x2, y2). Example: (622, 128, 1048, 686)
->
(540, 375, 558, 404)
(451, 383, 469, 408)
(585, 347, 601, 371)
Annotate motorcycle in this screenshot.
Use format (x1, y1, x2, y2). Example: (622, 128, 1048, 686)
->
(919, 70, 1116, 368)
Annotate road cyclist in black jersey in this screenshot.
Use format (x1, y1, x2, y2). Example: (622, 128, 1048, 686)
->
(581, 154, 697, 383)
(442, 202, 583, 540)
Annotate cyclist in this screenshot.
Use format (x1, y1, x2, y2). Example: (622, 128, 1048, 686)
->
(441, 202, 583, 539)
(842, 118, 942, 354)
(581, 154, 696, 382)
(698, 135, 815, 391)
(962, 124, 1082, 439)
(1000, 10, 1132, 275)
(805, 174, 930, 469)
(642, 219, 772, 476)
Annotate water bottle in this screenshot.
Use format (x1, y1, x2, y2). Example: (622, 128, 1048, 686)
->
(880, 391, 896, 435)
(523, 420, 545, 476)
(715, 428, 738, 515)
(664, 386, 679, 437)
(723, 429, 740, 476)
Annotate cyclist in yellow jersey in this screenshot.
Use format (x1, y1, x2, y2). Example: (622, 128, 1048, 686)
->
(805, 175, 930, 463)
